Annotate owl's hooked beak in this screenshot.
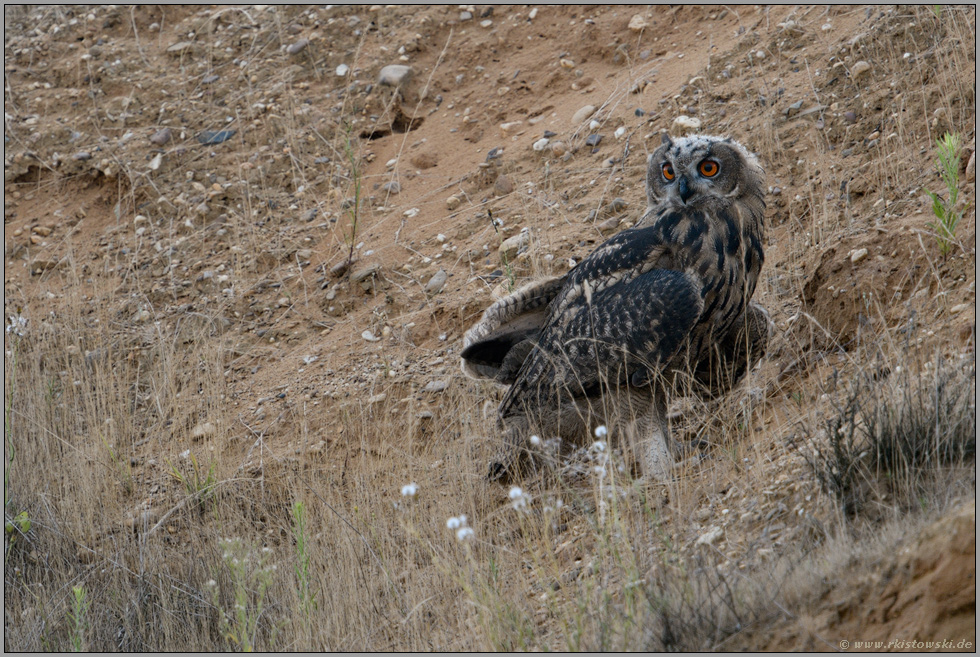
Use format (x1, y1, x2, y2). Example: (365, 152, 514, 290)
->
(678, 176, 695, 204)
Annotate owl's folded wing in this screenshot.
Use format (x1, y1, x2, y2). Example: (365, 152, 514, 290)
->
(499, 267, 705, 413)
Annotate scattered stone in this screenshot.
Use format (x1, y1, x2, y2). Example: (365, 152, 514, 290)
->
(202, 74, 219, 84)
(459, 10, 473, 21)
(150, 128, 172, 146)
(167, 41, 196, 56)
(628, 14, 648, 31)
(336, 63, 350, 77)
(424, 380, 448, 393)
(850, 248, 868, 264)
(197, 130, 236, 145)
(382, 180, 401, 194)
(851, 60, 872, 79)
(560, 58, 575, 69)
(843, 110, 857, 124)
(550, 141, 567, 157)
(330, 259, 355, 278)
(411, 152, 438, 169)
(286, 39, 310, 55)
(597, 216, 621, 233)
(500, 121, 523, 134)
(362, 330, 381, 342)
(602, 198, 628, 217)
(189, 422, 216, 441)
(480, 19, 493, 28)
(950, 304, 969, 315)
(446, 195, 462, 211)
(378, 64, 412, 88)
(532, 137, 550, 151)
(635, 108, 646, 117)
(572, 105, 596, 125)
(32, 226, 52, 237)
(351, 263, 381, 287)
(614, 126, 626, 140)
(499, 230, 529, 261)
(424, 269, 448, 295)
(494, 175, 514, 196)
(73, 151, 92, 161)
(585, 134, 603, 148)
(670, 115, 701, 136)
(696, 526, 723, 546)
(784, 100, 804, 118)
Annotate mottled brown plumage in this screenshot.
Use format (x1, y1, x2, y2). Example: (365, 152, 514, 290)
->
(462, 134, 771, 481)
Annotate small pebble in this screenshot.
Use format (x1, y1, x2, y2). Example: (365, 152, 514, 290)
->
(286, 39, 309, 55)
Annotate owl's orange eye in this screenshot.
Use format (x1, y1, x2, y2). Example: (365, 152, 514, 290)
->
(699, 160, 720, 177)
(662, 163, 675, 181)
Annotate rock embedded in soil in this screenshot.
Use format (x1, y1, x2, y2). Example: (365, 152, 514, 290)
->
(850, 248, 869, 264)
(446, 195, 461, 211)
(378, 64, 412, 88)
(670, 115, 701, 136)
(499, 230, 529, 262)
(494, 175, 514, 196)
(628, 14, 648, 31)
(851, 60, 872, 80)
(150, 128, 172, 146)
(572, 105, 596, 125)
(286, 39, 310, 55)
(189, 422, 216, 441)
(424, 380, 448, 393)
(424, 269, 448, 295)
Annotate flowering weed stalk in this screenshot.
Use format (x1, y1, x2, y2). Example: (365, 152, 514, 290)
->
(213, 537, 277, 652)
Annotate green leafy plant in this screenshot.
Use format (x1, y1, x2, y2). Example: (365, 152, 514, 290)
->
(167, 453, 218, 513)
(925, 132, 967, 257)
(67, 585, 90, 652)
(291, 501, 317, 621)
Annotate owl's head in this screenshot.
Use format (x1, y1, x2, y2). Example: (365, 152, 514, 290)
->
(645, 134, 765, 214)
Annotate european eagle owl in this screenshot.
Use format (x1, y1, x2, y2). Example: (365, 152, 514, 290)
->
(461, 134, 772, 482)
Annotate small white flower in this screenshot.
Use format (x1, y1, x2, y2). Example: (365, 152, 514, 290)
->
(591, 441, 607, 453)
(206, 579, 217, 588)
(6, 314, 28, 337)
(401, 482, 418, 498)
(529, 434, 541, 446)
(447, 516, 460, 530)
(594, 425, 608, 439)
(458, 514, 467, 526)
(509, 486, 530, 511)
(456, 527, 474, 541)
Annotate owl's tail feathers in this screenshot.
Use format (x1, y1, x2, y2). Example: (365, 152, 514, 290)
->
(461, 276, 565, 384)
